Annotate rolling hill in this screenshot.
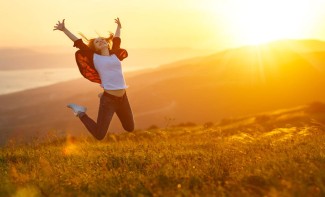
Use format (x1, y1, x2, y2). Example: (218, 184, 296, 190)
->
(1, 39, 325, 145)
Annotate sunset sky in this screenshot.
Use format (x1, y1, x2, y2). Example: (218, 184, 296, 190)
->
(1, 0, 325, 50)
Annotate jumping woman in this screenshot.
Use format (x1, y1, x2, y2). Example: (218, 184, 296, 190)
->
(53, 18, 134, 140)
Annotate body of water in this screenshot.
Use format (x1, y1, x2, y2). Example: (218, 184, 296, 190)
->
(0, 68, 82, 95)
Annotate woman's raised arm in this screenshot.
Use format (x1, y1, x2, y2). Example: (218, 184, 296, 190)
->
(53, 19, 79, 42)
(114, 17, 122, 37)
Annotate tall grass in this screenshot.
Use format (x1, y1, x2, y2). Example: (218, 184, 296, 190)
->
(1, 122, 325, 197)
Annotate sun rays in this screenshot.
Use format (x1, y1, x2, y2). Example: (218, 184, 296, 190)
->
(214, 39, 323, 86)
(212, 0, 320, 46)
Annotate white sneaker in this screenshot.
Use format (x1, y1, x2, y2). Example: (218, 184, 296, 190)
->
(67, 103, 87, 117)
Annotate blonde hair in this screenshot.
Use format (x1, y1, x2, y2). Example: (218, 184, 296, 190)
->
(79, 32, 114, 55)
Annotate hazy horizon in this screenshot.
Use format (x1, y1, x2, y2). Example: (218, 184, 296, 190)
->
(0, 45, 216, 95)
(2, 38, 325, 95)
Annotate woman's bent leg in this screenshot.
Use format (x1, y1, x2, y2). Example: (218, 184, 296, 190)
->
(116, 94, 135, 132)
(79, 95, 116, 140)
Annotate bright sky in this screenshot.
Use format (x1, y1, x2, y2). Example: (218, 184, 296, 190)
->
(1, 0, 325, 50)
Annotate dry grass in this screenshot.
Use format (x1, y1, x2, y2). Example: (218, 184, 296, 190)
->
(1, 105, 325, 196)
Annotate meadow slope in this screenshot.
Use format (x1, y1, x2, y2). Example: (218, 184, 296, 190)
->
(1, 103, 325, 196)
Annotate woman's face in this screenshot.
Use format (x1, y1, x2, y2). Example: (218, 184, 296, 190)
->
(94, 37, 108, 51)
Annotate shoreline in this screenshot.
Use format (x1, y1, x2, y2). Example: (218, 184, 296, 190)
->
(0, 66, 149, 96)
(0, 68, 81, 96)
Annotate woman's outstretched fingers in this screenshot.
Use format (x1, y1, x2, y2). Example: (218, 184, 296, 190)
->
(115, 17, 121, 28)
(53, 19, 65, 31)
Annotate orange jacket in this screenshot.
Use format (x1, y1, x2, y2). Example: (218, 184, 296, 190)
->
(73, 37, 128, 84)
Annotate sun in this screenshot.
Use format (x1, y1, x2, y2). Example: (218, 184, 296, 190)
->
(220, 0, 314, 45)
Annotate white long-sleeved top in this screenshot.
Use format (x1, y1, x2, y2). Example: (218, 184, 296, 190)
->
(93, 53, 128, 90)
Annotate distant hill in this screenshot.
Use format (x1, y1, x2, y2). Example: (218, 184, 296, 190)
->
(267, 39, 325, 53)
(0, 47, 213, 71)
(0, 48, 74, 70)
(1, 39, 325, 145)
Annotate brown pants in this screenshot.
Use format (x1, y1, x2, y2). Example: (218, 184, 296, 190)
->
(79, 91, 134, 140)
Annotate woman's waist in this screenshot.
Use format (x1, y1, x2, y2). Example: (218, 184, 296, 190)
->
(100, 79, 128, 91)
(104, 89, 126, 97)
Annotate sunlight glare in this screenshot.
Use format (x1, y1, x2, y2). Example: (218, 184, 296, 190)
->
(220, 0, 313, 45)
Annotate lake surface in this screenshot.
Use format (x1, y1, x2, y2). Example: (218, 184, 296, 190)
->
(0, 68, 82, 95)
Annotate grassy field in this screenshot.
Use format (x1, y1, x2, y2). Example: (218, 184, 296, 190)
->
(1, 103, 325, 196)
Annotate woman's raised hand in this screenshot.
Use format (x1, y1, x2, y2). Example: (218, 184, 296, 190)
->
(115, 17, 122, 29)
(53, 19, 66, 31)
(53, 19, 78, 42)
